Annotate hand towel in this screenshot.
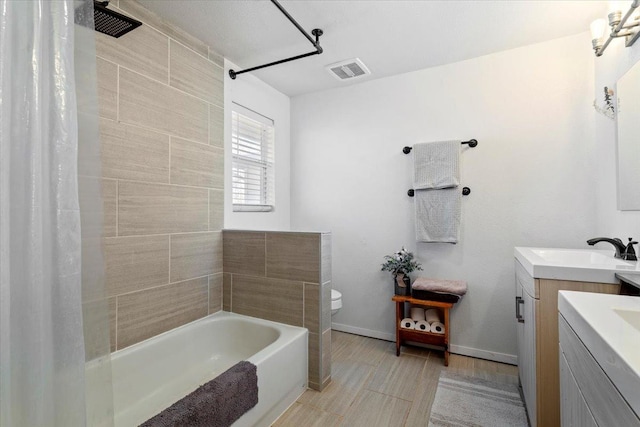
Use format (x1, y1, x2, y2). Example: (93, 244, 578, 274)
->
(401, 318, 415, 329)
(410, 306, 426, 321)
(413, 141, 460, 190)
(413, 278, 468, 296)
(414, 187, 461, 243)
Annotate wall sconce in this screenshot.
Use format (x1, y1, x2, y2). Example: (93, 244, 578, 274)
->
(591, 0, 640, 56)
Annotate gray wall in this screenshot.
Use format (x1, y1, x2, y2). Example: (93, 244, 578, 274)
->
(290, 32, 596, 363)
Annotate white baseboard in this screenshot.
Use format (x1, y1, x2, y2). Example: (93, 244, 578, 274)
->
(331, 323, 518, 366)
(449, 344, 517, 365)
(331, 323, 395, 342)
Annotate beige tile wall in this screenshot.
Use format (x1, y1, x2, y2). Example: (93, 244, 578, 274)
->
(223, 230, 332, 391)
(96, 0, 224, 351)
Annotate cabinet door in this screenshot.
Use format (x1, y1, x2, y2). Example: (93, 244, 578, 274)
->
(559, 348, 597, 427)
(517, 283, 537, 427)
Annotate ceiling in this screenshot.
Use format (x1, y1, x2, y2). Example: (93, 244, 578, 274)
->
(139, 0, 607, 97)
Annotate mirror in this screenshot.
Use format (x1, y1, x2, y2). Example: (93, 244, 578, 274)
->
(617, 60, 640, 210)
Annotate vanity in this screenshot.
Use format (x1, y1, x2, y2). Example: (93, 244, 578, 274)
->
(558, 291, 640, 426)
(514, 247, 633, 427)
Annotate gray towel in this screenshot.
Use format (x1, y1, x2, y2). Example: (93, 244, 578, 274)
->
(413, 141, 460, 189)
(415, 188, 461, 243)
(140, 361, 258, 427)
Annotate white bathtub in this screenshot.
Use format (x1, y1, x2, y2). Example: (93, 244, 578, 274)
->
(109, 311, 308, 427)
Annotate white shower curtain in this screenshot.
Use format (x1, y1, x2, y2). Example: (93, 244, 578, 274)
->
(0, 1, 111, 425)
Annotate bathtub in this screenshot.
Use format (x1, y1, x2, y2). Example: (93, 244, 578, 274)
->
(109, 311, 308, 427)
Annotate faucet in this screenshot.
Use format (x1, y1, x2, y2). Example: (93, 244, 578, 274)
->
(586, 237, 637, 261)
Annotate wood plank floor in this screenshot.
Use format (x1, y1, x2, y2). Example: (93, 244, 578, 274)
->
(272, 331, 519, 427)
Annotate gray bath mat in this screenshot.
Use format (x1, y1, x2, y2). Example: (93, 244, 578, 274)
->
(429, 371, 527, 426)
(140, 360, 258, 427)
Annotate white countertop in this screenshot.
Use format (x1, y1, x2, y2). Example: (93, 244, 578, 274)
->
(514, 247, 640, 283)
(558, 291, 640, 416)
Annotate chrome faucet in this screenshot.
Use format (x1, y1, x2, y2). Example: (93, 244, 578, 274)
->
(586, 237, 638, 261)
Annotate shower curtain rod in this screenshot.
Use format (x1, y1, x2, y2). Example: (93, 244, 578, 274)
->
(228, 0, 324, 79)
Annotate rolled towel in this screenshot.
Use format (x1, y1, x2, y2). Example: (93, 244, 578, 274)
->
(415, 320, 430, 332)
(410, 306, 426, 321)
(424, 308, 441, 324)
(413, 277, 467, 296)
(431, 322, 445, 334)
(401, 318, 416, 329)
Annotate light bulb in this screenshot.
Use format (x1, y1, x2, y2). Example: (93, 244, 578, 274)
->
(590, 19, 607, 40)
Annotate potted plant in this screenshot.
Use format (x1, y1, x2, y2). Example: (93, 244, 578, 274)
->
(381, 247, 422, 296)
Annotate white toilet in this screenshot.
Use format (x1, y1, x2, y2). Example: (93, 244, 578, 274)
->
(331, 289, 342, 315)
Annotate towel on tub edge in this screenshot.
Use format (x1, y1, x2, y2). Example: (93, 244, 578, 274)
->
(140, 360, 258, 427)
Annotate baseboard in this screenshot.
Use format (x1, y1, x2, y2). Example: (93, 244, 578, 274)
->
(331, 323, 518, 365)
(449, 344, 517, 365)
(331, 323, 395, 342)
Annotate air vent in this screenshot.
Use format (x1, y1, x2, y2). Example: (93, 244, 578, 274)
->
(325, 58, 370, 81)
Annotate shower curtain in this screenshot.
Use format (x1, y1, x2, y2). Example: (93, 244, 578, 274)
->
(0, 1, 113, 425)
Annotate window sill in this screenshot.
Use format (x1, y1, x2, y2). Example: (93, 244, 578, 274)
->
(233, 204, 274, 212)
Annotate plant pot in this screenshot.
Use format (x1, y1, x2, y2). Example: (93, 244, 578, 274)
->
(394, 273, 411, 296)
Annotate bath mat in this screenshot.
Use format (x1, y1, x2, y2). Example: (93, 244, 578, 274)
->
(428, 371, 527, 426)
(140, 360, 258, 427)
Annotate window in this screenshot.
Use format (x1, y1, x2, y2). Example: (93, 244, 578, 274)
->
(231, 104, 275, 212)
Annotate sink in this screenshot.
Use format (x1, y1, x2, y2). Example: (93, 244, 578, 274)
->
(515, 247, 639, 283)
(614, 308, 640, 333)
(530, 248, 633, 267)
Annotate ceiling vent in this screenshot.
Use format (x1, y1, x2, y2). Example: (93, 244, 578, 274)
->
(326, 58, 370, 81)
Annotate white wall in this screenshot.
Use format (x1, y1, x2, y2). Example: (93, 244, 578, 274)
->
(224, 59, 291, 230)
(593, 41, 640, 237)
(290, 33, 595, 363)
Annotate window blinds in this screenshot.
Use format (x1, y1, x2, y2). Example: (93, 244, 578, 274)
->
(231, 105, 275, 212)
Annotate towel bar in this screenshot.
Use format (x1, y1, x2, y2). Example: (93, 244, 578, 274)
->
(403, 139, 477, 154)
(407, 187, 470, 197)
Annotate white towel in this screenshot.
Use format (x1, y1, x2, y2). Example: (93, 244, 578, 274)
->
(415, 188, 461, 243)
(413, 141, 460, 190)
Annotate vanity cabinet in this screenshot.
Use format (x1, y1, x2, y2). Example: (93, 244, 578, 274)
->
(559, 315, 640, 426)
(514, 260, 620, 427)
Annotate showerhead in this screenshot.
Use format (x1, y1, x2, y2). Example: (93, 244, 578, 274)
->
(75, 0, 141, 38)
(93, 1, 141, 38)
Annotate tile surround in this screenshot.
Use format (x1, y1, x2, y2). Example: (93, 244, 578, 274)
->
(118, 181, 209, 236)
(117, 277, 209, 349)
(96, 58, 117, 121)
(119, 68, 208, 144)
(96, 0, 223, 351)
(100, 118, 170, 183)
(266, 232, 320, 282)
(230, 274, 304, 326)
(104, 235, 170, 296)
(170, 137, 223, 188)
(223, 230, 332, 391)
(169, 40, 224, 106)
(102, 179, 117, 237)
(170, 232, 222, 283)
(223, 231, 266, 276)
(96, 5, 332, 399)
(96, 19, 169, 84)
